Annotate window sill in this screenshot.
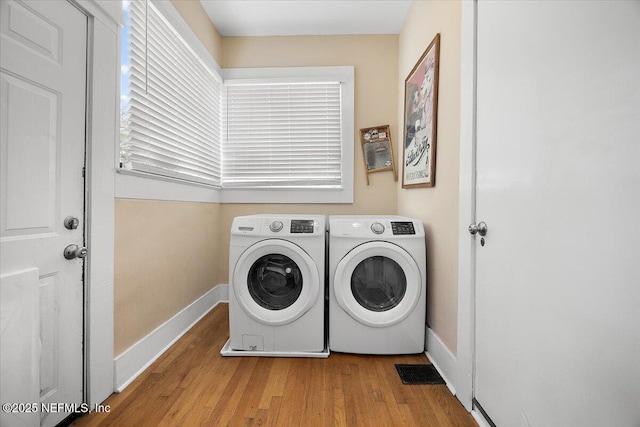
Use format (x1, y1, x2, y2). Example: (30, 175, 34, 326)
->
(220, 186, 353, 204)
(115, 168, 221, 203)
(115, 169, 353, 204)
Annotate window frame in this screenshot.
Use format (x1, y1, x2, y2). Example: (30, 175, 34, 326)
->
(116, 0, 222, 203)
(221, 66, 355, 204)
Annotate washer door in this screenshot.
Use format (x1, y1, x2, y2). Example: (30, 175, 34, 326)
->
(334, 241, 421, 327)
(234, 239, 320, 326)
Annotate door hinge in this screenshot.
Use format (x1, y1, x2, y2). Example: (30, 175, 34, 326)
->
(82, 167, 85, 178)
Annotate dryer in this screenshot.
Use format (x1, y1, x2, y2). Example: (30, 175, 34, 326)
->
(329, 216, 426, 354)
(228, 215, 326, 353)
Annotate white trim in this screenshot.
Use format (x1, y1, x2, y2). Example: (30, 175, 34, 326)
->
(456, 0, 478, 412)
(115, 171, 222, 203)
(425, 328, 457, 396)
(113, 285, 227, 392)
(222, 65, 354, 82)
(471, 409, 493, 427)
(73, 0, 119, 408)
(75, 0, 124, 26)
(221, 186, 353, 204)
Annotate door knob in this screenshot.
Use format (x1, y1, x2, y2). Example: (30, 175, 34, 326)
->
(468, 221, 488, 237)
(64, 244, 88, 260)
(64, 216, 79, 230)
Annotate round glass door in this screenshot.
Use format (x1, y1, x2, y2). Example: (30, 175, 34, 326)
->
(248, 254, 303, 310)
(233, 239, 319, 325)
(351, 256, 406, 312)
(334, 241, 421, 327)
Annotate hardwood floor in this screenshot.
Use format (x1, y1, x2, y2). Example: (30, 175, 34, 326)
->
(73, 304, 476, 426)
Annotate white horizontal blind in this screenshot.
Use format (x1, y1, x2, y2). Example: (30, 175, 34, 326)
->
(121, 0, 221, 187)
(223, 81, 342, 188)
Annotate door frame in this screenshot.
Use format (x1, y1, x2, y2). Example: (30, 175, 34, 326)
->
(455, 0, 478, 413)
(70, 0, 120, 408)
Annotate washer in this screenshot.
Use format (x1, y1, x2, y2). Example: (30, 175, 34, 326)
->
(329, 215, 426, 354)
(228, 214, 326, 353)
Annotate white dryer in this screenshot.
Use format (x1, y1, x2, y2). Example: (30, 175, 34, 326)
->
(329, 216, 426, 354)
(227, 215, 326, 353)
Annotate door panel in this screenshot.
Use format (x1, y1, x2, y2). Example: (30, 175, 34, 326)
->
(0, 1, 87, 426)
(474, 1, 640, 426)
(1, 72, 58, 235)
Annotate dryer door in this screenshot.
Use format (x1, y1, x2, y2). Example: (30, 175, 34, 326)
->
(334, 241, 422, 327)
(233, 239, 320, 326)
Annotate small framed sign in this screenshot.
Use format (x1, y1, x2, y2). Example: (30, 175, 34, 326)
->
(359, 125, 397, 185)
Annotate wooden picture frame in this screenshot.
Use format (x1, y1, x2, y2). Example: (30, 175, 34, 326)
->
(402, 33, 440, 188)
(359, 125, 397, 185)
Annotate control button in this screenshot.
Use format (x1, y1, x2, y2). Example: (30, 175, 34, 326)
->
(269, 220, 284, 232)
(371, 222, 385, 234)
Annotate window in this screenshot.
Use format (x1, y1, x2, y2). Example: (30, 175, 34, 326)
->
(119, 1, 354, 203)
(222, 67, 354, 204)
(120, 0, 222, 188)
(224, 81, 342, 188)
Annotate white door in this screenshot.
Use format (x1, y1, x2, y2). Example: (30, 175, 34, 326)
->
(474, 1, 640, 426)
(0, 1, 87, 426)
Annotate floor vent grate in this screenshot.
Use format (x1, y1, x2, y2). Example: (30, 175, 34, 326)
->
(395, 364, 445, 385)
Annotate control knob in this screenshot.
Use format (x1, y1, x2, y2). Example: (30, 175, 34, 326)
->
(371, 222, 385, 234)
(270, 220, 284, 232)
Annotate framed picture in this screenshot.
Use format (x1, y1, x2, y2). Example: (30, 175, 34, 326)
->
(359, 125, 397, 185)
(402, 33, 440, 188)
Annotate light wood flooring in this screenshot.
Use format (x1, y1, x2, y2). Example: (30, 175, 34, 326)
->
(73, 304, 476, 426)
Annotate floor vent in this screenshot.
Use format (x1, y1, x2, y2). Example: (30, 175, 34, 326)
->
(395, 364, 445, 385)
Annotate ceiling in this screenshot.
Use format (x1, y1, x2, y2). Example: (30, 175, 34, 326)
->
(200, 0, 413, 37)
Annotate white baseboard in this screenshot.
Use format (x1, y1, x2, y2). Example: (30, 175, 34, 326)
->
(218, 282, 229, 302)
(425, 327, 457, 396)
(471, 409, 493, 427)
(113, 284, 229, 392)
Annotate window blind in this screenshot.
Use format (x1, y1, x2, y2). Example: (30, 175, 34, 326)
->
(121, 0, 221, 187)
(223, 81, 342, 188)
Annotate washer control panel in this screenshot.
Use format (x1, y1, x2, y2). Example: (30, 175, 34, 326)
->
(391, 221, 416, 235)
(290, 219, 315, 233)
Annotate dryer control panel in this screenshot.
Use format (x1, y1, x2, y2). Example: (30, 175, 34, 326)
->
(329, 216, 424, 238)
(391, 221, 416, 235)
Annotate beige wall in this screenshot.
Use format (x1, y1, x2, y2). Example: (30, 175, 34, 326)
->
(114, 200, 221, 355)
(397, 0, 462, 353)
(219, 35, 400, 284)
(114, 1, 223, 356)
(171, 0, 223, 62)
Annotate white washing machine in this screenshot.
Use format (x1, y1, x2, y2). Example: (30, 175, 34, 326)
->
(329, 215, 426, 354)
(227, 214, 326, 354)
